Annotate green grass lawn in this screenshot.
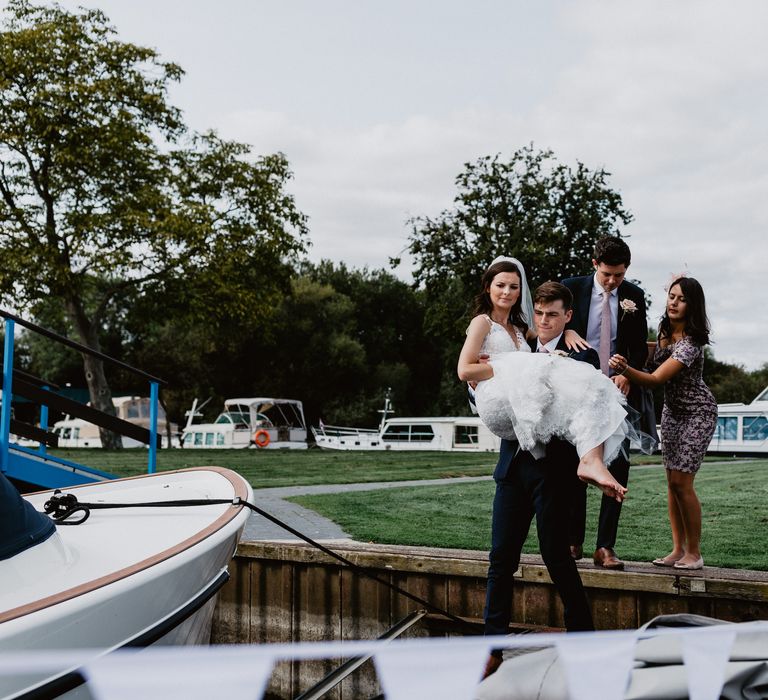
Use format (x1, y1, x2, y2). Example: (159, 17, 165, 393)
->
(43, 448, 766, 569)
(290, 459, 768, 570)
(47, 447, 503, 488)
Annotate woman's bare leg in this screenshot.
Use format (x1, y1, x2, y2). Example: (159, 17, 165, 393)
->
(654, 471, 687, 564)
(577, 445, 627, 502)
(667, 469, 702, 564)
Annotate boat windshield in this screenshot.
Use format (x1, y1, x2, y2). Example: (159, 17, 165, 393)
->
(214, 411, 250, 427)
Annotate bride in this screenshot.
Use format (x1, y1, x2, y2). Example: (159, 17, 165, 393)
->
(457, 256, 630, 501)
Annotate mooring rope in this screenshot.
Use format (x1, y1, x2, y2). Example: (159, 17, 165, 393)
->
(42, 491, 477, 633)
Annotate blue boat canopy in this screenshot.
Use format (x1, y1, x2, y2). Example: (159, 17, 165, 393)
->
(0, 472, 56, 560)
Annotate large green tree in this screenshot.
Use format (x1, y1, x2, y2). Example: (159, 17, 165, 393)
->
(0, 1, 307, 445)
(404, 145, 634, 411)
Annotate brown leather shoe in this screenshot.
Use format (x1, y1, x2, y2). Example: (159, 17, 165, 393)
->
(593, 547, 624, 570)
(569, 544, 583, 560)
(482, 654, 503, 679)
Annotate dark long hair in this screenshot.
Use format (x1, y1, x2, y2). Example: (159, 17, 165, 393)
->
(658, 276, 711, 346)
(472, 261, 528, 334)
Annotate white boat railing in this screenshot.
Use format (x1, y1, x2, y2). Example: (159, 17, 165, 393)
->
(312, 425, 379, 438)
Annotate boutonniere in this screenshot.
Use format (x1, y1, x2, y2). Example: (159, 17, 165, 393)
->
(619, 299, 638, 319)
(552, 349, 569, 357)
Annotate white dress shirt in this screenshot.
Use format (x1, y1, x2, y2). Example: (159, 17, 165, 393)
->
(536, 333, 563, 353)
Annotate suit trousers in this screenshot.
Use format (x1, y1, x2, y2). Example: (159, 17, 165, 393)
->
(484, 440, 594, 635)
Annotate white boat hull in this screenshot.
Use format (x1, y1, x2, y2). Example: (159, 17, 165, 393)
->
(0, 468, 253, 699)
(313, 416, 501, 452)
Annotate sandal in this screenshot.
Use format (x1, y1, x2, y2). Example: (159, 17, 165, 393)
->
(652, 555, 681, 567)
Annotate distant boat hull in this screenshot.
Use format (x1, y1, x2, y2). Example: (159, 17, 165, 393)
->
(313, 416, 501, 452)
(0, 467, 252, 699)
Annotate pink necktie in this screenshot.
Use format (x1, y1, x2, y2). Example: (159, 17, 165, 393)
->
(599, 290, 611, 375)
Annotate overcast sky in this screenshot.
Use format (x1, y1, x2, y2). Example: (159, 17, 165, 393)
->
(55, 0, 768, 372)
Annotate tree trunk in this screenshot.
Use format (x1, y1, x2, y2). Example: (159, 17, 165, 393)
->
(65, 300, 123, 450)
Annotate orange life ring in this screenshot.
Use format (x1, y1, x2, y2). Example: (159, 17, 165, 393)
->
(253, 429, 270, 448)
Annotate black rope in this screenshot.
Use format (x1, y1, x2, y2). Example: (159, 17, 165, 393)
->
(42, 491, 477, 633)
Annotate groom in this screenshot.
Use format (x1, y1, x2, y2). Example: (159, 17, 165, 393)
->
(562, 236, 648, 570)
(483, 281, 596, 678)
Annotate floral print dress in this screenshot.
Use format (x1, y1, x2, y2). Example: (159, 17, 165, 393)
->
(654, 336, 717, 473)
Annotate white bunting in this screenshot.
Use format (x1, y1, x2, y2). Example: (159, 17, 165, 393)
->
(682, 628, 736, 700)
(84, 648, 274, 700)
(555, 633, 637, 700)
(374, 639, 491, 700)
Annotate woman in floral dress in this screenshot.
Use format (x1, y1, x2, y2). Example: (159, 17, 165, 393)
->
(610, 276, 716, 570)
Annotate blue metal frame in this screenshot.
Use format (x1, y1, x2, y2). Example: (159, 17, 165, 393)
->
(1, 312, 167, 488)
(1, 318, 15, 474)
(148, 381, 159, 473)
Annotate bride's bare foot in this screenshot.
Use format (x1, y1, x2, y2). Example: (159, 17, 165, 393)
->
(577, 456, 628, 503)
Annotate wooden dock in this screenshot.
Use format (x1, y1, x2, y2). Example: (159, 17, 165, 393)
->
(212, 541, 768, 699)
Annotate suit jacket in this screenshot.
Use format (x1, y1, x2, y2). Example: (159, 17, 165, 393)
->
(494, 335, 600, 480)
(562, 274, 648, 411)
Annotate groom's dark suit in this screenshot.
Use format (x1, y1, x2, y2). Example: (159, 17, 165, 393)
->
(562, 274, 648, 553)
(484, 336, 599, 635)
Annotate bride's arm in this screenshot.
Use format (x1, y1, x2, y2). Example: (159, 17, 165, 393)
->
(457, 316, 495, 382)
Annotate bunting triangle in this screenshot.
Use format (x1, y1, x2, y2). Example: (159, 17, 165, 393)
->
(555, 633, 636, 700)
(682, 628, 736, 700)
(84, 648, 274, 700)
(374, 639, 491, 700)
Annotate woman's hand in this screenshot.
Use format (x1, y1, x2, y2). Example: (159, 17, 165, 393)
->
(564, 329, 591, 351)
(609, 354, 628, 374)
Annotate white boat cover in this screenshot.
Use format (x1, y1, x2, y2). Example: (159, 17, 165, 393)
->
(476, 614, 768, 700)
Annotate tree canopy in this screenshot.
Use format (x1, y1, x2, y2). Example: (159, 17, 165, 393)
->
(404, 145, 634, 410)
(0, 1, 307, 443)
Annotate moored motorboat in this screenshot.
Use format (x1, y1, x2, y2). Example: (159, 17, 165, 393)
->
(0, 467, 253, 699)
(708, 385, 768, 455)
(313, 415, 501, 452)
(181, 398, 308, 449)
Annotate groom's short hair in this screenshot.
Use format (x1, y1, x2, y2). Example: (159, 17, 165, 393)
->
(534, 281, 573, 310)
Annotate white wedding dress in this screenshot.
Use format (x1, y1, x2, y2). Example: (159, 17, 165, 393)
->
(473, 317, 629, 463)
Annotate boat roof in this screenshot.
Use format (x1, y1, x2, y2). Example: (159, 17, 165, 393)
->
(225, 398, 304, 408)
(717, 386, 768, 413)
(383, 416, 486, 425)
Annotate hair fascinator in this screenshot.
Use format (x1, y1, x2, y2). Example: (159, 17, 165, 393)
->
(665, 269, 689, 291)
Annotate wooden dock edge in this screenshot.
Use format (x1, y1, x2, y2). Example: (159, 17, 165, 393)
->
(211, 541, 768, 699)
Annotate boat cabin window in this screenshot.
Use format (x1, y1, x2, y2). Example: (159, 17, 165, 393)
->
(216, 433, 225, 446)
(756, 388, 768, 403)
(205, 432, 214, 446)
(382, 424, 434, 442)
(382, 424, 410, 441)
(713, 416, 738, 441)
(454, 425, 478, 445)
(743, 415, 768, 441)
(409, 425, 435, 442)
(193, 432, 203, 446)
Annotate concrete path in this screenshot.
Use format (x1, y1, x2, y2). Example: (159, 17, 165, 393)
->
(241, 475, 492, 542)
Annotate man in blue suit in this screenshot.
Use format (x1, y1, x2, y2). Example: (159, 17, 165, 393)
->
(482, 281, 597, 678)
(562, 236, 648, 570)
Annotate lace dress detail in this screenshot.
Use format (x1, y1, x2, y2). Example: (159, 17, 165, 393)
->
(474, 317, 629, 462)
